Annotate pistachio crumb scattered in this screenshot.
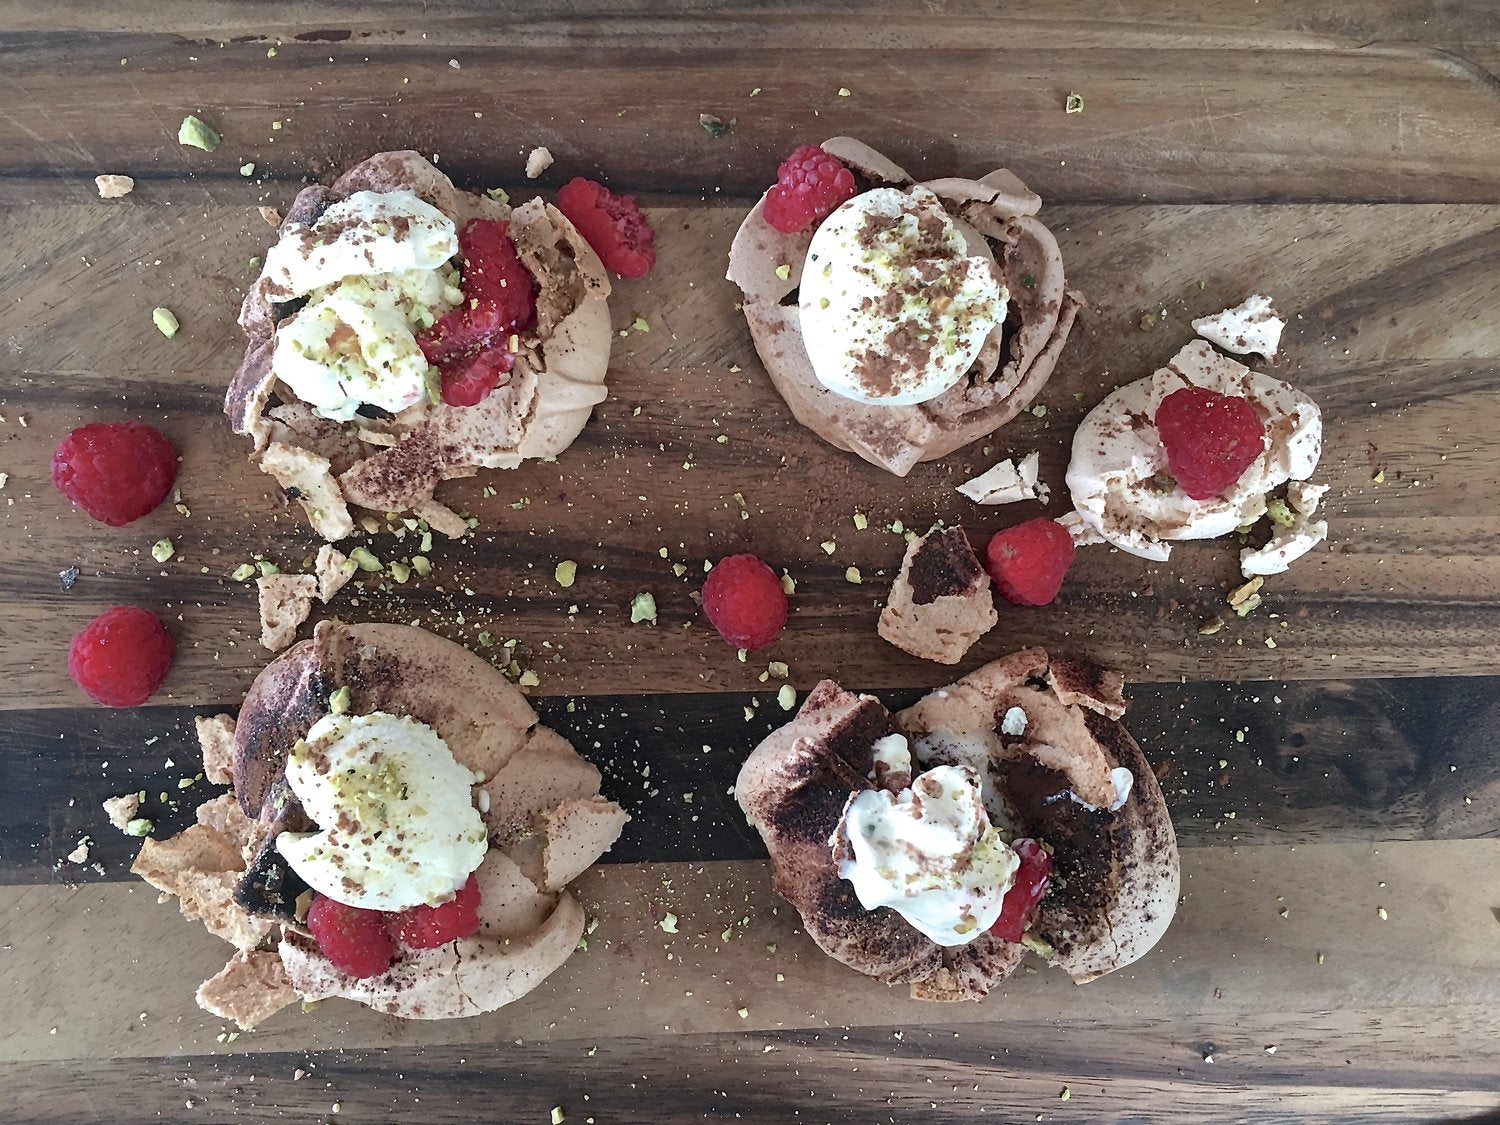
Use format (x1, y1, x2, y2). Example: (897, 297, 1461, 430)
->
(630, 592, 657, 624)
(659, 913, 678, 934)
(152, 307, 180, 338)
(774, 263, 791, 281)
(776, 684, 797, 711)
(230, 563, 257, 582)
(820, 540, 836, 555)
(845, 566, 862, 584)
(518, 669, 541, 688)
(1265, 499, 1295, 527)
(1199, 617, 1225, 636)
(177, 114, 221, 152)
(1065, 92, 1085, 114)
(852, 512, 868, 530)
(329, 686, 352, 714)
(551, 1108, 565, 1125)
(555, 560, 578, 588)
(151, 538, 174, 563)
(125, 818, 154, 837)
(349, 546, 381, 572)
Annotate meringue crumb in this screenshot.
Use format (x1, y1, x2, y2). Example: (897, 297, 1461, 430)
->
(776, 685, 797, 710)
(525, 146, 554, 179)
(659, 914, 678, 933)
(95, 174, 134, 198)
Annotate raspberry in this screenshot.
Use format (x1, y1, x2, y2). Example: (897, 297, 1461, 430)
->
(436, 339, 517, 407)
(989, 838, 1052, 943)
(1154, 386, 1268, 501)
(67, 606, 174, 708)
(306, 894, 397, 979)
(701, 554, 788, 651)
(417, 219, 535, 408)
(52, 421, 177, 526)
(984, 518, 1075, 607)
(555, 177, 656, 279)
(387, 874, 483, 949)
(761, 145, 858, 234)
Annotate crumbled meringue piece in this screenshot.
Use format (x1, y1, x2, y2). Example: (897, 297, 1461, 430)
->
(1192, 294, 1285, 360)
(957, 451, 1049, 505)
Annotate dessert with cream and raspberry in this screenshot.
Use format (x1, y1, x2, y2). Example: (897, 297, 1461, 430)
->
(130, 620, 628, 1028)
(736, 648, 1178, 999)
(728, 138, 1081, 477)
(1065, 339, 1328, 576)
(228, 151, 632, 541)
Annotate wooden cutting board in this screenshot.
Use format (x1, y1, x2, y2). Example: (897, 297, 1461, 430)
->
(3, 4, 1499, 1121)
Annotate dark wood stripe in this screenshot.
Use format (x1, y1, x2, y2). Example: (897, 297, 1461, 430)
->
(6, 674, 1496, 882)
(6, 1012, 1499, 1124)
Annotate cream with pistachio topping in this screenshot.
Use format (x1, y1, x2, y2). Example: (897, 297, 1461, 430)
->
(834, 737, 1019, 947)
(262, 190, 464, 422)
(276, 711, 488, 911)
(799, 186, 1007, 406)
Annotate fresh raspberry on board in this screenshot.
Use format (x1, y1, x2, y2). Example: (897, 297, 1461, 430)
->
(1154, 386, 1267, 501)
(417, 219, 536, 407)
(554, 176, 656, 279)
(989, 838, 1053, 943)
(761, 145, 858, 234)
(701, 554, 788, 650)
(51, 421, 177, 526)
(387, 874, 483, 949)
(67, 606, 174, 708)
(984, 518, 1075, 607)
(306, 894, 397, 979)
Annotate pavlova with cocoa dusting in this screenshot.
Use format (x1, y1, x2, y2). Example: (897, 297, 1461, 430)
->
(728, 138, 1081, 477)
(130, 620, 628, 1029)
(227, 151, 655, 541)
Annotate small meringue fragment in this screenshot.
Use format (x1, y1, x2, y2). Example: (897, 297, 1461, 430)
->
(1192, 294, 1285, 360)
(957, 451, 1049, 505)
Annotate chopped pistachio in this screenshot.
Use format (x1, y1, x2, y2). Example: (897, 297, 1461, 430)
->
(837, 87, 851, 97)
(1265, 498, 1295, 527)
(631, 316, 650, 333)
(551, 1108, 565, 1125)
(1020, 931, 1057, 959)
(774, 263, 791, 281)
(349, 546, 381, 572)
(1372, 469, 1386, 484)
(411, 555, 432, 577)
(768, 661, 789, 679)
(659, 913, 679, 934)
(852, 512, 868, 531)
(256, 558, 279, 577)
(555, 560, 578, 588)
(776, 684, 797, 710)
(1234, 593, 1263, 617)
(388, 561, 411, 584)
(476, 631, 495, 648)
(486, 187, 510, 205)
(630, 591, 658, 624)
(671, 562, 687, 578)
(1031, 403, 1047, 418)
(1198, 617, 1225, 636)
(359, 515, 382, 535)
(1065, 92, 1085, 114)
(845, 566, 862, 584)
(1227, 576, 1265, 606)
(518, 669, 541, 688)
(230, 562, 257, 582)
(1138, 311, 1158, 332)
(177, 114, 221, 151)
(150, 538, 174, 563)
(698, 113, 731, 138)
(820, 540, 836, 555)
(1020, 273, 1037, 289)
(124, 818, 154, 837)
(152, 307, 180, 338)
(239, 162, 256, 177)
(1060, 1086, 1072, 1101)
(1264, 636, 1277, 649)
(780, 573, 796, 595)
(329, 686, 352, 714)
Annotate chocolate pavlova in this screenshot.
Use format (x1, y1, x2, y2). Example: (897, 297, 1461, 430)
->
(728, 138, 1081, 477)
(227, 151, 613, 541)
(131, 620, 628, 1027)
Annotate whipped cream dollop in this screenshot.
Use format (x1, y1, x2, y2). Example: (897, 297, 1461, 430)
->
(1066, 340, 1322, 561)
(277, 711, 488, 911)
(799, 186, 1007, 406)
(264, 190, 464, 422)
(834, 735, 1019, 946)
(1050, 765, 1135, 813)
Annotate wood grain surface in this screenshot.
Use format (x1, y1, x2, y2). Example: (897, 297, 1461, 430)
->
(3, 4, 1500, 1122)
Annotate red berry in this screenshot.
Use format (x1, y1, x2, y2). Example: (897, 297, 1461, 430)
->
(984, 518, 1075, 607)
(761, 145, 858, 234)
(52, 421, 177, 526)
(554, 177, 656, 279)
(1154, 387, 1267, 501)
(306, 894, 397, 979)
(437, 340, 517, 407)
(67, 606, 174, 708)
(989, 838, 1052, 943)
(417, 219, 535, 408)
(388, 874, 483, 949)
(701, 554, 788, 651)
